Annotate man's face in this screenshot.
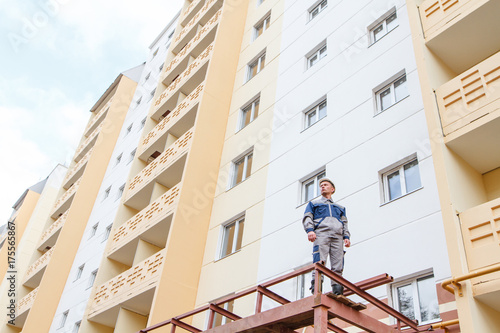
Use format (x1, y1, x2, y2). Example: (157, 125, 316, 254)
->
(320, 181, 335, 196)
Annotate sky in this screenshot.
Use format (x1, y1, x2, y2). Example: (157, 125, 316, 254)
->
(0, 0, 184, 223)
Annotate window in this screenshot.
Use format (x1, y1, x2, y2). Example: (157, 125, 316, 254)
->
(136, 96, 142, 106)
(128, 149, 136, 164)
(247, 53, 266, 81)
(382, 158, 421, 202)
(126, 124, 133, 135)
(257, 0, 264, 6)
(115, 153, 122, 166)
(75, 264, 84, 280)
(307, 44, 327, 68)
(152, 47, 159, 57)
(149, 88, 156, 101)
(103, 187, 111, 200)
(231, 151, 253, 187)
(73, 321, 81, 333)
(117, 184, 125, 200)
(212, 301, 235, 327)
(309, 0, 327, 20)
(302, 170, 326, 203)
(375, 74, 408, 112)
(90, 223, 98, 238)
(296, 271, 313, 300)
(370, 11, 398, 44)
(304, 100, 327, 129)
(239, 97, 260, 130)
(140, 117, 146, 129)
(145, 72, 151, 81)
(88, 270, 97, 288)
(392, 274, 440, 324)
(220, 216, 245, 258)
(103, 225, 112, 241)
(59, 311, 69, 328)
(253, 15, 270, 40)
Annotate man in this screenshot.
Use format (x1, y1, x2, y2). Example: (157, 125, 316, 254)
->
(303, 178, 351, 295)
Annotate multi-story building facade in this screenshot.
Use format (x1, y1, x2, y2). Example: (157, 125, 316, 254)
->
(3, 0, 499, 332)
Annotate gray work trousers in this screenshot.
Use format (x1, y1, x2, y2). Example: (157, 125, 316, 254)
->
(311, 236, 344, 289)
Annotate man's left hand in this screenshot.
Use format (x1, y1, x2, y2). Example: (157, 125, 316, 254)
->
(344, 239, 351, 247)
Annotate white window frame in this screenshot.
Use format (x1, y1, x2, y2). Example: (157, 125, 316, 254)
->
(369, 9, 398, 44)
(307, 43, 327, 69)
(88, 269, 98, 289)
(73, 321, 81, 333)
(75, 264, 84, 280)
(304, 99, 327, 129)
(145, 72, 151, 81)
(253, 14, 270, 41)
(135, 96, 142, 107)
(380, 155, 422, 203)
(128, 148, 136, 164)
(231, 150, 253, 188)
(391, 274, 440, 325)
(309, 0, 327, 21)
(238, 96, 260, 131)
(149, 88, 156, 101)
(59, 310, 69, 328)
(90, 223, 98, 238)
(126, 124, 133, 135)
(301, 170, 326, 204)
(103, 187, 111, 200)
(117, 184, 125, 200)
(152, 47, 159, 58)
(375, 73, 408, 113)
(219, 216, 245, 259)
(247, 52, 266, 81)
(103, 225, 112, 242)
(140, 117, 147, 129)
(115, 153, 122, 166)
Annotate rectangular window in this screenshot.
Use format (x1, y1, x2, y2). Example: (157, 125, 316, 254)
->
(382, 158, 421, 202)
(140, 117, 146, 129)
(257, 0, 264, 6)
(239, 97, 260, 130)
(152, 47, 159, 57)
(59, 311, 69, 328)
(103, 187, 111, 200)
(103, 225, 112, 241)
(149, 88, 156, 101)
(88, 270, 97, 288)
(126, 124, 133, 135)
(145, 72, 151, 81)
(117, 184, 125, 199)
(247, 52, 266, 81)
(159, 63, 164, 72)
(232, 151, 253, 187)
(220, 216, 245, 258)
(73, 321, 81, 333)
(392, 274, 440, 324)
(370, 11, 398, 44)
(309, 0, 327, 20)
(212, 301, 235, 327)
(136, 96, 142, 106)
(128, 149, 136, 164)
(76, 264, 84, 280)
(90, 223, 98, 238)
(308, 44, 327, 68)
(302, 170, 326, 203)
(304, 100, 327, 129)
(115, 153, 122, 166)
(376, 74, 408, 112)
(253, 15, 270, 40)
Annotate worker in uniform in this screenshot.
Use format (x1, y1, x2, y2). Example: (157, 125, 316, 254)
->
(303, 178, 351, 295)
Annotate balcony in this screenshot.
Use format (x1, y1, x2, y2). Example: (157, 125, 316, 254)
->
(38, 211, 68, 251)
(179, 0, 205, 26)
(23, 247, 54, 288)
(162, 9, 220, 86)
(108, 185, 179, 266)
(62, 147, 93, 190)
(88, 250, 166, 327)
(124, 129, 193, 210)
(84, 99, 111, 137)
(50, 177, 81, 219)
(14, 287, 39, 328)
(419, 0, 500, 73)
(74, 122, 103, 162)
(171, 0, 222, 54)
(138, 82, 203, 162)
(152, 43, 213, 122)
(436, 50, 500, 173)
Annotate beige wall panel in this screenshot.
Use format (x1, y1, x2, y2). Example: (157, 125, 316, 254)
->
(484, 167, 500, 202)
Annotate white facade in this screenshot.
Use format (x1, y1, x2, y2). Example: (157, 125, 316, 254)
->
(49, 19, 178, 333)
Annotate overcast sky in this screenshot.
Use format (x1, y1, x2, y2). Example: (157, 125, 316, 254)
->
(0, 0, 184, 222)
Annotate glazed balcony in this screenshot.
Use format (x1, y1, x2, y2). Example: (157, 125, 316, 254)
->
(171, 0, 222, 54)
(88, 250, 166, 327)
(14, 287, 39, 328)
(162, 8, 220, 86)
(74, 122, 103, 163)
(138, 82, 203, 162)
(124, 129, 193, 210)
(22, 247, 54, 289)
(179, 0, 205, 26)
(419, 0, 500, 73)
(50, 177, 81, 219)
(436, 50, 500, 173)
(62, 147, 93, 190)
(152, 42, 213, 122)
(84, 100, 111, 137)
(38, 211, 68, 251)
(108, 185, 179, 266)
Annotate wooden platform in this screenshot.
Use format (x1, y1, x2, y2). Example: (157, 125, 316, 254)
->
(326, 293, 367, 311)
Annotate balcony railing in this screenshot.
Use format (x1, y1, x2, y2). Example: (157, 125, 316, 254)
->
(179, 0, 205, 26)
(460, 197, 500, 272)
(84, 99, 111, 137)
(63, 147, 93, 189)
(89, 249, 166, 318)
(108, 185, 179, 258)
(419, 0, 472, 37)
(51, 177, 81, 218)
(74, 122, 103, 162)
(162, 9, 221, 85)
(17, 287, 39, 318)
(152, 43, 214, 120)
(38, 211, 68, 251)
(22, 247, 54, 288)
(125, 128, 193, 203)
(139, 82, 204, 160)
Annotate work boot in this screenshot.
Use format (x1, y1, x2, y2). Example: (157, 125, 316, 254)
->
(332, 284, 344, 295)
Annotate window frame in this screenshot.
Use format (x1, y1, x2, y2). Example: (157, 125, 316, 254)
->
(59, 310, 69, 328)
(307, 43, 327, 69)
(304, 99, 327, 129)
(219, 216, 245, 259)
(253, 14, 271, 41)
(301, 170, 326, 204)
(117, 184, 125, 200)
(380, 156, 422, 203)
(238, 96, 260, 131)
(369, 10, 398, 45)
(375, 73, 408, 113)
(103, 187, 111, 200)
(230, 150, 254, 188)
(73, 321, 81, 333)
(309, 0, 327, 21)
(90, 223, 98, 238)
(103, 224, 112, 242)
(247, 52, 266, 81)
(75, 264, 85, 280)
(128, 148, 136, 164)
(115, 153, 122, 166)
(88, 269, 98, 289)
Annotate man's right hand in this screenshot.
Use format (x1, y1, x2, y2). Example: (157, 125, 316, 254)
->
(307, 231, 316, 242)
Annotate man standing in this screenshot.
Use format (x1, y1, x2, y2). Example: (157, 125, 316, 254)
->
(303, 178, 351, 295)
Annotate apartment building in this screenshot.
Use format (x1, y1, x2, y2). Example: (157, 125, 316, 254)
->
(3, 0, 499, 332)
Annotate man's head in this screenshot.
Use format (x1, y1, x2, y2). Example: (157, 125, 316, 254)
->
(319, 178, 335, 198)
